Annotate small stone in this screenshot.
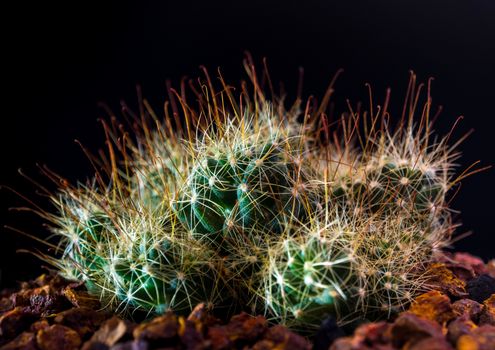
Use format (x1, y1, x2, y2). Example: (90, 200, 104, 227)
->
(329, 322, 392, 350)
(54, 307, 108, 338)
(427, 263, 468, 297)
(312, 316, 345, 350)
(388, 313, 443, 348)
(250, 340, 275, 350)
(439, 254, 477, 282)
(82, 316, 133, 350)
(466, 274, 495, 303)
(0, 307, 37, 344)
(36, 324, 82, 350)
(479, 294, 495, 325)
(485, 294, 495, 308)
(178, 318, 205, 350)
(452, 299, 483, 320)
(328, 339, 353, 350)
(83, 342, 110, 350)
(408, 337, 454, 350)
(208, 313, 267, 349)
(256, 325, 311, 350)
(0, 332, 37, 350)
(354, 321, 392, 344)
(133, 312, 178, 341)
(447, 317, 477, 343)
(187, 303, 207, 324)
(456, 325, 495, 350)
(186, 303, 217, 331)
(12, 285, 71, 316)
(30, 319, 50, 333)
(408, 290, 455, 324)
(454, 253, 488, 276)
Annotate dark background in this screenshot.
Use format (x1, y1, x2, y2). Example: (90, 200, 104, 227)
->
(1, 1, 494, 288)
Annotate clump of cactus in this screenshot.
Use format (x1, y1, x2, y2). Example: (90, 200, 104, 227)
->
(31, 61, 473, 333)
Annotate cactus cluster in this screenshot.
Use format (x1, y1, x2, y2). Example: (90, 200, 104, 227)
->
(37, 63, 468, 333)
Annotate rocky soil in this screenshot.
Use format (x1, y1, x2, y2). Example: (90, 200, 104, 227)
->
(1, 252, 494, 350)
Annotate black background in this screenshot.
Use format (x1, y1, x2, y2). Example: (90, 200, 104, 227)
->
(1, 1, 494, 288)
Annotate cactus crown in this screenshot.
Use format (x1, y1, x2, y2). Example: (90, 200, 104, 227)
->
(175, 105, 314, 245)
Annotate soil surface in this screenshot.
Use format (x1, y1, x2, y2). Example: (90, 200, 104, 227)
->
(1, 252, 494, 350)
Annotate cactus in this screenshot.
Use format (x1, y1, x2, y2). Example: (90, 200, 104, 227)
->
(48, 185, 116, 286)
(173, 107, 316, 248)
(129, 130, 189, 210)
(346, 211, 451, 320)
(29, 65, 471, 334)
(52, 186, 224, 315)
(259, 203, 452, 329)
(100, 209, 222, 315)
(260, 217, 353, 331)
(330, 153, 449, 220)
(43, 108, 226, 316)
(172, 106, 319, 309)
(258, 74, 460, 329)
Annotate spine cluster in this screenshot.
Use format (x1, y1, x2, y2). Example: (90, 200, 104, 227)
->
(40, 65, 465, 332)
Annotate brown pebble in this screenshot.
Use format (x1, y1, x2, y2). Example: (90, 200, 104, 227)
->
(82, 316, 133, 349)
(253, 325, 311, 350)
(447, 317, 477, 343)
(178, 317, 205, 350)
(355, 321, 392, 344)
(0, 332, 37, 350)
(62, 287, 101, 310)
(186, 303, 217, 331)
(479, 294, 495, 325)
(83, 342, 110, 350)
(428, 263, 468, 297)
(0, 307, 37, 343)
(454, 253, 488, 276)
(12, 285, 71, 316)
(452, 299, 483, 320)
(54, 307, 108, 338)
(36, 324, 82, 350)
(208, 313, 267, 350)
(0, 297, 13, 314)
(408, 337, 454, 350)
(329, 322, 393, 350)
(457, 324, 495, 350)
(30, 319, 50, 333)
(408, 290, 455, 324)
(388, 312, 443, 348)
(133, 313, 178, 341)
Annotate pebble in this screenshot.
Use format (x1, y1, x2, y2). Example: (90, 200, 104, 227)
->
(466, 274, 495, 303)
